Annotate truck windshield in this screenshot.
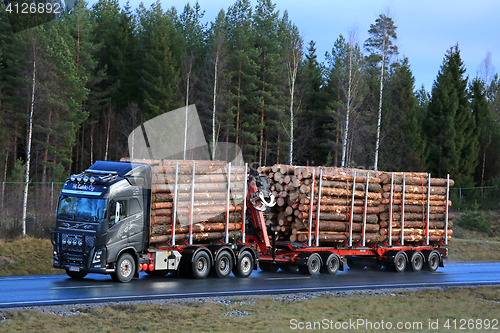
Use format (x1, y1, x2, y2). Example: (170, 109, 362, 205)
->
(57, 195, 106, 220)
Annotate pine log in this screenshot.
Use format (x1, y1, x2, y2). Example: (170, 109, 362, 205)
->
(380, 173, 454, 187)
(298, 212, 379, 223)
(152, 192, 244, 202)
(151, 205, 242, 216)
(298, 205, 379, 215)
(379, 212, 453, 221)
(299, 186, 382, 200)
(152, 182, 243, 193)
(386, 228, 453, 236)
(380, 198, 451, 206)
(386, 235, 452, 242)
(153, 173, 245, 184)
(150, 231, 242, 244)
(151, 212, 242, 225)
(151, 222, 242, 235)
(296, 231, 386, 243)
(382, 184, 447, 195)
(379, 204, 446, 214)
(299, 197, 381, 207)
(379, 220, 453, 229)
(152, 199, 233, 210)
(382, 192, 446, 201)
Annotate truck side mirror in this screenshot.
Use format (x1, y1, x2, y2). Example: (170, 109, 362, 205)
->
(115, 202, 122, 224)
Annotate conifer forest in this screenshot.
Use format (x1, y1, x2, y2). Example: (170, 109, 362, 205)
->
(1, 0, 500, 191)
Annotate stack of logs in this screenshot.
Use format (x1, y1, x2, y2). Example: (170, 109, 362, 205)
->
(259, 164, 453, 246)
(122, 159, 245, 246)
(378, 172, 453, 244)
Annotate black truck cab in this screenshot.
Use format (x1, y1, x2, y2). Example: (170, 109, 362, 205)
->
(52, 161, 151, 280)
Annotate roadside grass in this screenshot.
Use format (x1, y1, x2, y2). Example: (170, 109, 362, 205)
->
(0, 238, 59, 276)
(1, 286, 499, 333)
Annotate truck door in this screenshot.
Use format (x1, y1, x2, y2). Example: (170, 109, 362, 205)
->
(106, 199, 129, 263)
(127, 197, 144, 250)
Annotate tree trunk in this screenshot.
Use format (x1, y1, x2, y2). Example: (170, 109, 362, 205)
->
(22, 47, 36, 237)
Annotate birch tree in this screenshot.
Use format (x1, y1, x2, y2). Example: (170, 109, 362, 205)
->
(280, 11, 302, 165)
(364, 13, 398, 170)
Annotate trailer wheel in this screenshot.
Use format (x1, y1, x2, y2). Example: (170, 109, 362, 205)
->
(299, 253, 321, 275)
(393, 251, 407, 273)
(260, 262, 279, 272)
(66, 269, 87, 280)
(113, 253, 135, 282)
(425, 250, 440, 272)
(213, 251, 233, 278)
(321, 253, 340, 275)
(192, 251, 211, 279)
(408, 251, 424, 272)
(233, 251, 254, 278)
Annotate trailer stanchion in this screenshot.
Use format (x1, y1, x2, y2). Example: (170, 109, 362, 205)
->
(241, 163, 248, 244)
(361, 171, 370, 247)
(348, 171, 356, 247)
(188, 161, 195, 245)
(388, 172, 394, 246)
(171, 161, 179, 246)
(307, 169, 316, 247)
(444, 174, 450, 245)
(225, 162, 232, 244)
(315, 168, 323, 247)
(425, 173, 431, 245)
(400, 173, 406, 246)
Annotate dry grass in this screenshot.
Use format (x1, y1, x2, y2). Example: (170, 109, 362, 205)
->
(0, 238, 59, 276)
(1, 287, 499, 332)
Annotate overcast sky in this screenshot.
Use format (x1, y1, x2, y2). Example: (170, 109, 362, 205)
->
(105, 0, 499, 92)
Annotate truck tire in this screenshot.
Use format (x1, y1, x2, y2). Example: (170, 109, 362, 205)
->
(192, 251, 211, 279)
(425, 250, 440, 272)
(408, 251, 424, 272)
(233, 251, 254, 278)
(259, 262, 279, 272)
(66, 269, 87, 280)
(321, 253, 340, 275)
(213, 251, 233, 278)
(113, 253, 135, 283)
(299, 253, 321, 275)
(393, 251, 407, 273)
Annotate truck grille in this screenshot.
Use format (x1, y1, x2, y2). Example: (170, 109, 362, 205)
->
(56, 232, 95, 268)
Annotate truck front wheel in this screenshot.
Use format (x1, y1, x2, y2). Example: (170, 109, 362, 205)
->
(112, 253, 135, 283)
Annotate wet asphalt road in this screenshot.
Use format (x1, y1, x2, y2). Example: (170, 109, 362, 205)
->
(1, 262, 499, 308)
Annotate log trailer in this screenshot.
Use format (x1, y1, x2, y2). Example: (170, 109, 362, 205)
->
(51, 160, 449, 282)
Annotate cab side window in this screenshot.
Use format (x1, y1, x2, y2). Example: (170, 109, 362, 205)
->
(108, 199, 127, 227)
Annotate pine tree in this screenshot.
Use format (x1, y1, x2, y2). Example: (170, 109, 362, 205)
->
(136, 1, 179, 120)
(225, 0, 259, 162)
(426, 45, 478, 187)
(253, 0, 285, 165)
(380, 57, 424, 171)
(295, 41, 331, 166)
(470, 77, 492, 186)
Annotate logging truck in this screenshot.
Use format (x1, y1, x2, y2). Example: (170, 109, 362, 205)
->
(51, 159, 451, 282)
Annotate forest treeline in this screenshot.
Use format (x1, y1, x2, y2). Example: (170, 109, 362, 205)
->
(1, 0, 499, 188)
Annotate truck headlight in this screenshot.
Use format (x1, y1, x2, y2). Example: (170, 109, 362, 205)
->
(93, 250, 103, 264)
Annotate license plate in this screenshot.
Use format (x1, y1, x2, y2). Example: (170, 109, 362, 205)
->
(69, 266, 80, 272)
